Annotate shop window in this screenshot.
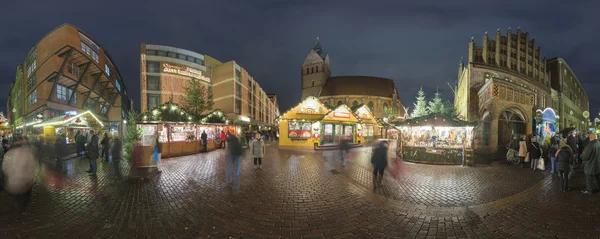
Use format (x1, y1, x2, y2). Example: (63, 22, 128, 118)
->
(148, 94, 160, 109)
(27, 90, 37, 107)
(57, 85, 68, 100)
(27, 59, 36, 77)
(147, 61, 160, 73)
(288, 121, 311, 139)
(147, 76, 160, 91)
(105, 64, 111, 77)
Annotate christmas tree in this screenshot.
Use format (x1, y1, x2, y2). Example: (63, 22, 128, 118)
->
(411, 87, 429, 118)
(427, 90, 445, 114)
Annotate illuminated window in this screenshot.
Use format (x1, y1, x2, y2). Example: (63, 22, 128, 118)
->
(100, 104, 108, 114)
(115, 80, 121, 92)
(105, 64, 111, 76)
(81, 42, 99, 63)
(27, 59, 36, 77)
(57, 85, 68, 100)
(27, 74, 36, 90)
(147, 76, 160, 90)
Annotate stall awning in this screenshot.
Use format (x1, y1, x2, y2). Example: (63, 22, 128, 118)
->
(33, 111, 105, 128)
(395, 114, 477, 127)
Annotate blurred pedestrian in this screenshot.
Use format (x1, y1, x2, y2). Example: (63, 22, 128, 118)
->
(55, 132, 67, 162)
(530, 136, 542, 171)
(250, 132, 265, 169)
(201, 130, 208, 152)
(219, 131, 227, 149)
(556, 140, 574, 192)
(225, 132, 242, 186)
(109, 132, 123, 179)
(340, 139, 350, 166)
(567, 131, 578, 164)
(86, 130, 99, 176)
(580, 133, 600, 195)
(76, 131, 86, 158)
(371, 141, 389, 187)
(101, 133, 110, 162)
(518, 135, 528, 168)
(548, 143, 558, 174)
(2, 135, 36, 210)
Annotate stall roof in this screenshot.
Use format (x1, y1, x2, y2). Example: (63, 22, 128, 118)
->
(276, 96, 330, 121)
(395, 114, 477, 127)
(199, 109, 232, 124)
(33, 111, 105, 128)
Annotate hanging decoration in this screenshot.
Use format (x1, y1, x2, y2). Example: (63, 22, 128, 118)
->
(140, 101, 195, 122)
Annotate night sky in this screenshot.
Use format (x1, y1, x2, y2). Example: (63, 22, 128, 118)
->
(1, 0, 599, 119)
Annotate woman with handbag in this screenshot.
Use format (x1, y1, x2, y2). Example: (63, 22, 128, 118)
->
(529, 136, 542, 171)
(518, 135, 528, 168)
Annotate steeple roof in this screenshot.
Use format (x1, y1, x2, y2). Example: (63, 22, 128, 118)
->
(312, 37, 328, 60)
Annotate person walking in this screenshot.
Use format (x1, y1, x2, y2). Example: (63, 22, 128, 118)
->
(109, 132, 123, 179)
(580, 133, 600, 195)
(220, 131, 227, 149)
(548, 143, 558, 174)
(201, 130, 208, 153)
(2, 135, 36, 210)
(101, 133, 110, 162)
(556, 140, 574, 192)
(225, 132, 242, 187)
(518, 135, 528, 168)
(76, 131, 86, 158)
(530, 136, 542, 171)
(340, 139, 350, 166)
(249, 132, 266, 169)
(86, 130, 100, 176)
(567, 131, 578, 164)
(55, 133, 67, 161)
(371, 141, 389, 187)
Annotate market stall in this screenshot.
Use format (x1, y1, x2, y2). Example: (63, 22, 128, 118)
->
(396, 114, 476, 165)
(353, 105, 381, 143)
(34, 110, 105, 144)
(277, 96, 364, 149)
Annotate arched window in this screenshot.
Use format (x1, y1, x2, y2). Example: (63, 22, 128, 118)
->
(311, 67, 314, 73)
(368, 101, 374, 111)
(306, 68, 309, 75)
(337, 100, 343, 106)
(352, 101, 358, 107)
(311, 81, 315, 87)
(316, 66, 319, 72)
(383, 102, 388, 110)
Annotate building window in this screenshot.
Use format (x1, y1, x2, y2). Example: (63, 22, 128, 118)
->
(368, 101, 374, 111)
(147, 76, 160, 91)
(68, 62, 83, 79)
(235, 99, 241, 114)
(27, 74, 36, 90)
(157, 50, 166, 56)
(235, 83, 241, 98)
(146, 50, 157, 55)
(100, 104, 108, 115)
(311, 67, 314, 73)
(147, 61, 160, 72)
(311, 81, 314, 87)
(27, 90, 37, 107)
(81, 42, 99, 63)
(195, 58, 204, 65)
(115, 80, 121, 92)
(383, 102, 389, 111)
(148, 94, 160, 109)
(68, 88, 77, 104)
(352, 100, 358, 107)
(316, 66, 319, 72)
(235, 69, 241, 83)
(57, 85, 68, 100)
(337, 100, 343, 106)
(306, 68, 309, 75)
(178, 54, 187, 61)
(167, 52, 177, 58)
(86, 99, 96, 110)
(105, 64, 111, 77)
(27, 59, 36, 77)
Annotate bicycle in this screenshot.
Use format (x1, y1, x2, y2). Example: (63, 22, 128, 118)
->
(506, 148, 520, 164)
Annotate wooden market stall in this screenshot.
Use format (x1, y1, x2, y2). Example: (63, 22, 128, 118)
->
(395, 114, 477, 165)
(352, 104, 382, 143)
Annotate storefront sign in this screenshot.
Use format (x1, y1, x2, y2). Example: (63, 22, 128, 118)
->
(333, 112, 350, 118)
(65, 111, 78, 116)
(240, 116, 250, 122)
(162, 63, 210, 82)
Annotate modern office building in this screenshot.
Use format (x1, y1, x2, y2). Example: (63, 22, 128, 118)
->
(140, 43, 279, 126)
(7, 24, 131, 142)
(300, 40, 405, 119)
(547, 57, 590, 130)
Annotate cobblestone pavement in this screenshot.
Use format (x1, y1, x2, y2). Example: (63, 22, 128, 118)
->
(1, 141, 599, 238)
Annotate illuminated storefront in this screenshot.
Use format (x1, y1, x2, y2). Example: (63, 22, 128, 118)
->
(396, 115, 476, 165)
(33, 111, 106, 144)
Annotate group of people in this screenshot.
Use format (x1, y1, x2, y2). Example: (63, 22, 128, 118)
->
(223, 131, 266, 189)
(514, 131, 600, 194)
(74, 130, 123, 177)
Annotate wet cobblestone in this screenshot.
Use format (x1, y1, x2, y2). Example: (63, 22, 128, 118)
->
(0, 142, 599, 238)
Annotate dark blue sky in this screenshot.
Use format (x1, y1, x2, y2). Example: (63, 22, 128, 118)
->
(1, 0, 599, 119)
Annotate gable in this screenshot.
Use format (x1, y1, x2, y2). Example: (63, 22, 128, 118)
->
(279, 96, 329, 120)
(302, 50, 324, 67)
(355, 105, 378, 124)
(322, 105, 360, 123)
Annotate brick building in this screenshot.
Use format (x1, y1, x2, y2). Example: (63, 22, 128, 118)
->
(300, 40, 405, 120)
(7, 24, 131, 140)
(140, 43, 279, 126)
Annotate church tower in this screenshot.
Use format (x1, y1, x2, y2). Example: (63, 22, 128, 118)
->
(301, 38, 331, 99)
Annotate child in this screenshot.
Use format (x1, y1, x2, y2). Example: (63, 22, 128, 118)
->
(548, 143, 558, 174)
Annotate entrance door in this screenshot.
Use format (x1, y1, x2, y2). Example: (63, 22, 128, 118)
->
(342, 125, 354, 142)
(323, 124, 335, 144)
(334, 124, 342, 143)
(498, 109, 525, 148)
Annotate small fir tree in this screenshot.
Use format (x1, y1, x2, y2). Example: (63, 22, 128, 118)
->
(181, 79, 213, 119)
(123, 110, 142, 160)
(411, 88, 429, 118)
(427, 90, 445, 114)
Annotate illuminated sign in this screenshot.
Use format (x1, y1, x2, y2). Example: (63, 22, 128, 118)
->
(162, 63, 210, 82)
(240, 116, 250, 122)
(333, 112, 350, 118)
(65, 111, 78, 116)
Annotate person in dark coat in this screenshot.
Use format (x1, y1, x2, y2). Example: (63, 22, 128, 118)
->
(100, 133, 110, 162)
(201, 131, 208, 152)
(529, 136, 542, 171)
(109, 132, 123, 179)
(76, 131, 86, 158)
(226, 132, 242, 187)
(340, 139, 350, 166)
(556, 140, 574, 192)
(567, 131, 578, 163)
(85, 130, 99, 175)
(578, 133, 590, 163)
(54, 133, 67, 161)
(580, 133, 600, 194)
(371, 141, 389, 187)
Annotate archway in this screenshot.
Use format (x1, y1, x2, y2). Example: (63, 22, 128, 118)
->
(337, 100, 343, 106)
(352, 100, 358, 107)
(497, 107, 526, 149)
